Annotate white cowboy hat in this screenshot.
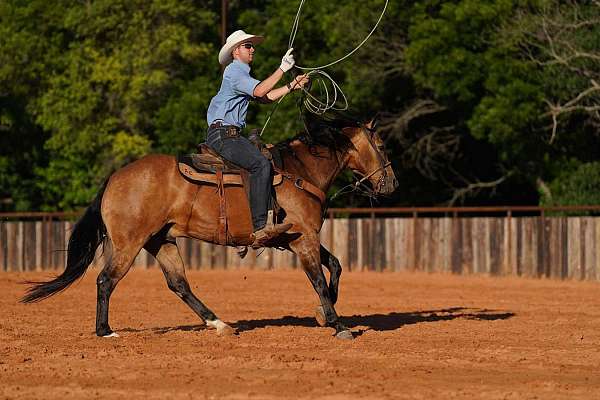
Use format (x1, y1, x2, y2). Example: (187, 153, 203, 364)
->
(218, 30, 264, 66)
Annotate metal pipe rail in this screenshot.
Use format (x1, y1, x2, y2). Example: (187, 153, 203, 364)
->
(2, 205, 600, 220)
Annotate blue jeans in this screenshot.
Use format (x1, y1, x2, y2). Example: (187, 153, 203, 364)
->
(206, 126, 271, 231)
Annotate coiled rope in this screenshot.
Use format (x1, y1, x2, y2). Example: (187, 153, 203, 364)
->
(260, 0, 388, 136)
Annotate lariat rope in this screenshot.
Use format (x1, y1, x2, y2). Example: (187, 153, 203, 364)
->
(260, 0, 389, 136)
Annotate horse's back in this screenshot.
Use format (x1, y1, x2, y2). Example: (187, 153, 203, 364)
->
(116, 153, 176, 175)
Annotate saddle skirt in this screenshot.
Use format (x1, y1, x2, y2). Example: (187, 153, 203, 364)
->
(176, 144, 282, 247)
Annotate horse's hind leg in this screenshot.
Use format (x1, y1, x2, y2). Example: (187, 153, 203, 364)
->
(144, 236, 235, 336)
(96, 244, 139, 337)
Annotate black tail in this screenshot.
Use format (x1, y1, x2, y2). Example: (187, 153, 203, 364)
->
(21, 181, 109, 303)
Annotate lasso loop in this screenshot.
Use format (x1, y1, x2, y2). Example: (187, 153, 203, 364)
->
(260, 0, 388, 136)
(290, 0, 388, 70)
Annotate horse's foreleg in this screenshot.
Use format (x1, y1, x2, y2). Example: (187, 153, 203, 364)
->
(291, 238, 352, 339)
(144, 236, 235, 336)
(320, 244, 341, 305)
(314, 244, 342, 328)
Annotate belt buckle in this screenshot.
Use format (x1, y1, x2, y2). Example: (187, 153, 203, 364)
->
(226, 126, 239, 138)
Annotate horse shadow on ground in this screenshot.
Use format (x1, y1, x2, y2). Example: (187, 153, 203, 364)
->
(120, 307, 514, 336)
(234, 307, 514, 336)
(120, 324, 208, 335)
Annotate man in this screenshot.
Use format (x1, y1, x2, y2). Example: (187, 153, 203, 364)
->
(206, 30, 309, 248)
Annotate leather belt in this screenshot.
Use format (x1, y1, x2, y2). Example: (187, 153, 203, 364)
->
(209, 121, 241, 138)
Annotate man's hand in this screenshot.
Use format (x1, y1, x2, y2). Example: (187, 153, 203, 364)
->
(279, 48, 295, 72)
(289, 74, 310, 90)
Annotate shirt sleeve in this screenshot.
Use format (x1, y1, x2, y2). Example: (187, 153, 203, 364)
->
(229, 67, 261, 97)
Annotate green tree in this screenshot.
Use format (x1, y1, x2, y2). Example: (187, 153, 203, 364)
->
(1, 0, 220, 210)
(0, 0, 68, 210)
(503, 1, 600, 203)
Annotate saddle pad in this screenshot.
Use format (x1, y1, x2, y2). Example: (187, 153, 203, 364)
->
(179, 162, 284, 187)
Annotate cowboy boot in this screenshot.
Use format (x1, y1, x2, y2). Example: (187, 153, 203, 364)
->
(251, 223, 293, 249)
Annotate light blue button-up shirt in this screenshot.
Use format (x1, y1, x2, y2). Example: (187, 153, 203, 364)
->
(206, 60, 261, 128)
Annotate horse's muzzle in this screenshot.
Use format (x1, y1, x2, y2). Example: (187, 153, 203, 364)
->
(378, 175, 398, 195)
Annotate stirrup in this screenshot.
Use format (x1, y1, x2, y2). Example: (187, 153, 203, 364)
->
(251, 222, 292, 249)
(265, 210, 275, 229)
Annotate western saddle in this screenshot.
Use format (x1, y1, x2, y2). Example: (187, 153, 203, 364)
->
(176, 138, 326, 248)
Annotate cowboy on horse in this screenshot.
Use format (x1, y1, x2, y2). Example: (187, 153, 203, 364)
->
(206, 30, 310, 248)
(22, 29, 398, 340)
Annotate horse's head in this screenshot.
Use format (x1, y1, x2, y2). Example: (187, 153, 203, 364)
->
(342, 118, 398, 195)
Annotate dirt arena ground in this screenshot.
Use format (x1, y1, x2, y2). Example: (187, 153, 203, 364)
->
(1, 268, 600, 399)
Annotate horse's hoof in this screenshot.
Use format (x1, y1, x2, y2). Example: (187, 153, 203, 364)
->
(102, 332, 119, 338)
(217, 324, 236, 337)
(335, 330, 353, 340)
(315, 306, 327, 327)
(236, 246, 248, 259)
(207, 319, 236, 337)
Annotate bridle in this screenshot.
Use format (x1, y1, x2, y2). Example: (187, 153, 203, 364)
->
(330, 125, 391, 201)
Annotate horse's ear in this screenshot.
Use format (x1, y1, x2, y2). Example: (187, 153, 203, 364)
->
(365, 113, 380, 131)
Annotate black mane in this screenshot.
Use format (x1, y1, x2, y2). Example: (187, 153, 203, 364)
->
(276, 111, 363, 151)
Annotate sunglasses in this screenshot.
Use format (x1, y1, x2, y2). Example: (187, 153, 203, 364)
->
(241, 43, 254, 49)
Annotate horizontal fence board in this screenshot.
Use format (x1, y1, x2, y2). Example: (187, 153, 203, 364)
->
(2, 216, 600, 281)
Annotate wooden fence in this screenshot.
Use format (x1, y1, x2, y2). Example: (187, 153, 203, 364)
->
(1, 207, 600, 280)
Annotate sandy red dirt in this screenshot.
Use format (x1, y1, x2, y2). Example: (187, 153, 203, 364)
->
(1, 268, 600, 399)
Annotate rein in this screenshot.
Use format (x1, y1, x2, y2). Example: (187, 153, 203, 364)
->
(355, 161, 392, 188)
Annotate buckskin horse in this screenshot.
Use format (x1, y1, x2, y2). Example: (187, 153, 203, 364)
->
(22, 113, 397, 340)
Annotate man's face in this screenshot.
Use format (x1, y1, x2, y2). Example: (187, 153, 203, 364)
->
(232, 42, 255, 64)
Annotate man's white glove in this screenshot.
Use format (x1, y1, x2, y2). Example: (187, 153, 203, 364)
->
(279, 48, 295, 72)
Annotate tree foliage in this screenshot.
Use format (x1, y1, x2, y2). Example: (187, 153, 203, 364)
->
(1, 0, 598, 210)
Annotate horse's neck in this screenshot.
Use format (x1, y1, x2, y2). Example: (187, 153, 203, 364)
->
(282, 141, 348, 193)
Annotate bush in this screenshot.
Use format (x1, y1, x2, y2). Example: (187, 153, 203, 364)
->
(543, 162, 600, 206)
